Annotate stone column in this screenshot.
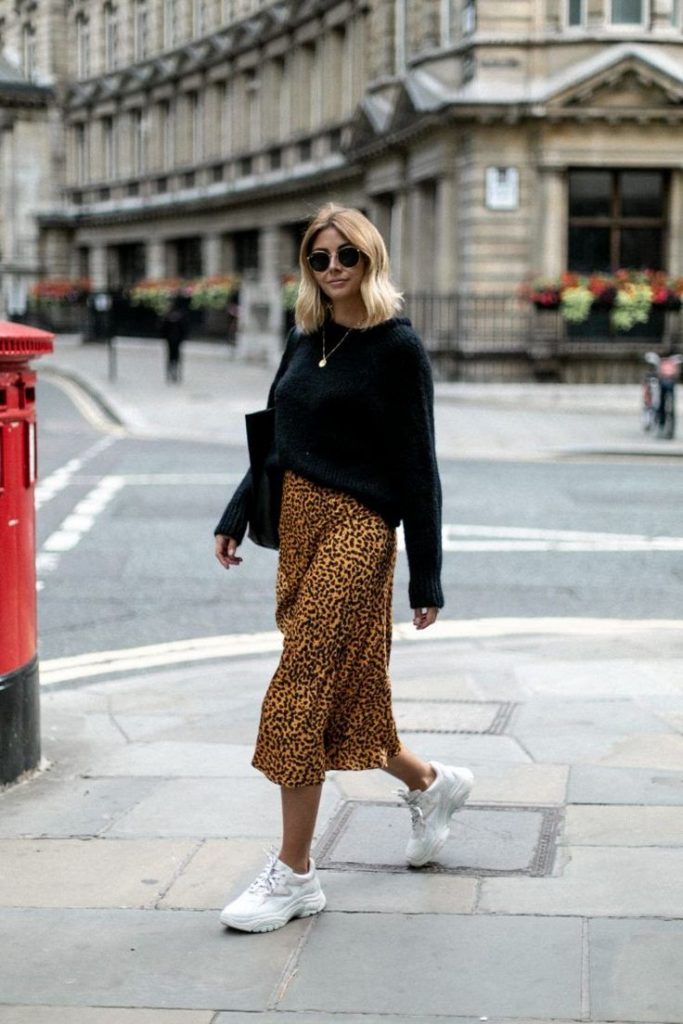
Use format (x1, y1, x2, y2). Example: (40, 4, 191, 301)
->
(146, 238, 165, 279)
(90, 244, 108, 290)
(236, 225, 285, 365)
(667, 168, 683, 276)
(202, 234, 222, 277)
(390, 190, 406, 287)
(538, 168, 566, 279)
(435, 173, 458, 294)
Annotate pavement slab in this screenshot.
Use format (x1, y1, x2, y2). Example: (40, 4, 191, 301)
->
(0, 908, 304, 1011)
(0, 776, 161, 837)
(106, 777, 341, 839)
(599, 733, 683, 769)
(567, 765, 683, 805)
(404, 732, 532, 764)
(514, 658, 683, 697)
(0, 838, 199, 908)
(315, 802, 558, 876)
(214, 1018, 652, 1024)
(590, 918, 683, 1023)
(159, 838, 272, 910)
(0, 1011, 213, 1024)
(479, 846, 683, 917)
(85, 741, 262, 778)
(315, 869, 477, 913)
(278, 912, 583, 1018)
(561, 804, 683, 846)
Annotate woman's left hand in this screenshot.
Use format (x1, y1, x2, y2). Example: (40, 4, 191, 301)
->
(412, 607, 439, 630)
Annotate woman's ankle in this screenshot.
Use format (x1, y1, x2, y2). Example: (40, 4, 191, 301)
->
(278, 851, 310, 875)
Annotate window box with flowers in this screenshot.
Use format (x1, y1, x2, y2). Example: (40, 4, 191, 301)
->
(26, 278, 91, 331)
(519, 270, 683, 339)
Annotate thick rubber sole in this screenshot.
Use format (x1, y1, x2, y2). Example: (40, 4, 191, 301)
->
(220, 890, 326, 933)
(406, 768, 475, 868)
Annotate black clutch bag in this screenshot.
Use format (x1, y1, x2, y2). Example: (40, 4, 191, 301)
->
(245, 407, 282, 550)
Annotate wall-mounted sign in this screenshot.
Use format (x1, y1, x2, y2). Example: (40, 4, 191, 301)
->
(485, 166, 519, 211)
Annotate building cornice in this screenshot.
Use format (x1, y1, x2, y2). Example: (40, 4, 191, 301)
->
(64, 0, 359, 111)
(38, 153, 360, 228)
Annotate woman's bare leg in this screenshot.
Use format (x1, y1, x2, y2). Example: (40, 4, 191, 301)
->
(383, 744, 436, 791)
(279, 783, 323, 874)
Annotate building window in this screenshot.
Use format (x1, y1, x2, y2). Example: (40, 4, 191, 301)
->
(394, 0, 407, 73)
(104, 3, 119, 70)
(223, 0, 237, 22)
(462, 0, 476, 35)
(132, 109, 147, 175)
(163, 0, 176, 47)
(610, 0, 645, 24)
(234, 229, 259, 274)
(568, 169, 667, 273)
(672, 0, 680, 24)
(102, 116, 117, 178)
(76, 15, 91, 78)
(21, 23, 36, 80)
(567, 0, 584, 26)
(160, 100, 174, 168)
(188, 92, 203, 162)
(75, 123, 88, 184)
(134, 0, 149, 60)
(173, 237, 203, 278)
(193, 0, 205, 36)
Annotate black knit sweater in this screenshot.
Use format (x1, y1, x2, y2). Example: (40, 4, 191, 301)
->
(215, 316, 444, 609)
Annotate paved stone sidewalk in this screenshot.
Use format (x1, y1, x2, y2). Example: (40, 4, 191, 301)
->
(1, 622, 682, 1021)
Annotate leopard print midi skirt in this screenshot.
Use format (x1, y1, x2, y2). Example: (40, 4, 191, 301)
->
(252, 470, 402, 787)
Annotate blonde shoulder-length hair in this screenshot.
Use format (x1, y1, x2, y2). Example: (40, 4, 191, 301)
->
(295, 203, 403, 333)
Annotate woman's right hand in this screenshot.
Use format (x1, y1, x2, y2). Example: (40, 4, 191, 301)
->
(215, 534, 243, 569)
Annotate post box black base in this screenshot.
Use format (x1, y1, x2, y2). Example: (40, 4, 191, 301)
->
(0, 655, 41, 785)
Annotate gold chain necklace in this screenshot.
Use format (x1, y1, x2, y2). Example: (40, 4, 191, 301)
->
(319, 324, 355, 368)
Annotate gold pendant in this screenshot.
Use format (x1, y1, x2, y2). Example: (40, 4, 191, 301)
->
(318, 358, 327, 368)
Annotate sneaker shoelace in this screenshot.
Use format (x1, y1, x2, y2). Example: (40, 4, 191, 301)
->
(248, 852, 288, 896)
(398, 790, 426, 834)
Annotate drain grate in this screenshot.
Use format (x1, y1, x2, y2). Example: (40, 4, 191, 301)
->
(392, 699, 516, 735)
(315, 800, 562, 877)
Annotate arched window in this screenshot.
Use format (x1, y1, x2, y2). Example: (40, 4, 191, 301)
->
(134, 0, 149, 60)
(163, 0, 176, 48)
(193, 0, 205, 36)
(104, 3, 119, 71)
(21, 22, 36, 79)
(76, 14, 91, 78)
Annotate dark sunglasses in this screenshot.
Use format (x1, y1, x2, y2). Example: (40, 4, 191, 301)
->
(307, 245, 362, 273)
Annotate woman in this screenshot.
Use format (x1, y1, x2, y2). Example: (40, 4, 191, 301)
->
(214, 203, 473, 933)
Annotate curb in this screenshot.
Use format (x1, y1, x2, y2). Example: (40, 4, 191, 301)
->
(41, 365, 127, 430)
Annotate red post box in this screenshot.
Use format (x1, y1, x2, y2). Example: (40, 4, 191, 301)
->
(0, 321, 53, 784)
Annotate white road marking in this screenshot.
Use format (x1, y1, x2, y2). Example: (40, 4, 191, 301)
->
(406, 525, 683, 554)
(38, 476, 125, 569)
(35, 436, 117, 511)
(39, 617, 683, 688)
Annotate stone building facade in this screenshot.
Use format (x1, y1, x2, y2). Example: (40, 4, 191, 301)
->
(3, 0, 683, 366)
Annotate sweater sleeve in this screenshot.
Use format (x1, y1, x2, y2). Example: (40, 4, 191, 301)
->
(392, 331, 444, 610)
(213, 328, 299, 541)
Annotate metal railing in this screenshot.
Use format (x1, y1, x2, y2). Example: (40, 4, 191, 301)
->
(404, 293, 532, 357)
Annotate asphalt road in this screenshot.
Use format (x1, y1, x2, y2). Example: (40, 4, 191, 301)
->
(36, 378, 683, 661)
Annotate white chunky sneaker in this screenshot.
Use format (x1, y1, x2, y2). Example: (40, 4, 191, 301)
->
(219, 851, 326, 933)
(400, 761, 474, 867)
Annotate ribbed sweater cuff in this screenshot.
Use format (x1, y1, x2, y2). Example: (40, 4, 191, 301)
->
(408, 573, 444, 610)
(214, 503, 248, 543)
